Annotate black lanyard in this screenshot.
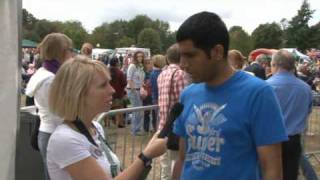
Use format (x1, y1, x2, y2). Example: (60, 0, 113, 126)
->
(72, 117, 120, 177)
(72, 117, 98, 147)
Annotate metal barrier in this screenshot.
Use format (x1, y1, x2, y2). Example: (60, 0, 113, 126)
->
(303, 94, 320, 179)
(96, 105, 162, 180)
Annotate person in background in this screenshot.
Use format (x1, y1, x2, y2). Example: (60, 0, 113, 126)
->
(228, 49, 246, 70)
(174, 11, 287, 180)
(80, 42, 93, 58)
(47, 56, 167, 180)
(150, 54, 167, 105)
(119, 54, 124, 68)
(244, 54, 271, 80)
(122, 53, 132, 75)
(126, 51, 145, 135)
(25, 33, 73, 180)
(158, 44, 190, 180)
(297, 64, 315, 90)
(267, 50, 313, 180)
(109, 57, 127, 128)
(142, 58, 157, 132)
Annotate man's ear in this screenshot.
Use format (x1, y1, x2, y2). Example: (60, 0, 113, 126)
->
(210, 44, 224, 61)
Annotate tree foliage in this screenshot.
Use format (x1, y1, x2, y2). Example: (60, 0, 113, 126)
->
(229, 26, 252, 56)
(310, 22, 320, 49)
(285, 0, 315, 51)
(251, 23, 283, 49)
(23, 4, 319, 55)
(117, 36, 135, 47)
(61, 21, 88, 49)
(22, 9, 177, 53)
(138, 28, 161, 54)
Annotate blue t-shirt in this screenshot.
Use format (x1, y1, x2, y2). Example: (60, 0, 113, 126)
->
(174, 71, 288, 180)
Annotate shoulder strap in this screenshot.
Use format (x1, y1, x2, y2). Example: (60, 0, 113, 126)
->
(168, 69, 179, 108)
(72, 117, 98, 146)
(72, 118, 120, 177)
(93, 124, 121, 177)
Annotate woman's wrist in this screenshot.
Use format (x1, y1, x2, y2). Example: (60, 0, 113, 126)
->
(142, 149, 152, 159)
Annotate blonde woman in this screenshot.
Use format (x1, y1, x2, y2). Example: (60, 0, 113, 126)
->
(25, 33, 73, 180)
(126, 51, 145, 135)
(47, 56, 167, 180)
(150, 54, 166, 105)
(80, 42, 93, 58)
(228, 49, 246, 70)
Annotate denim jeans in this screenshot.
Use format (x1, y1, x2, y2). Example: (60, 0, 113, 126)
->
(127, 90, 143, 134)
(38, 131, 52, 180)
(301, 154, 318, 180)
(143, 95, 157, 132)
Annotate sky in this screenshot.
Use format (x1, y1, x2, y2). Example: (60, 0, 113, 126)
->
(23, 0, 320, 34)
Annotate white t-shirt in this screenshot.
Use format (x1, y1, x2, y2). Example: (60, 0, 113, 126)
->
(126, 63, 145, 89)
(47, 121, 121, 180)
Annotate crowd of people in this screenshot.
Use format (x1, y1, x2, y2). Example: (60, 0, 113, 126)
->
(21, 10, 320, 180)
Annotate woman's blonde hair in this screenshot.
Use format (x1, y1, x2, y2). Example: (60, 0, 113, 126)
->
(152, 54, 166, 68)
(49, 55, 109, 121)
(228, 49, 246, 61)
(38, 33, 73, 62)
(80, 42, 93, 56)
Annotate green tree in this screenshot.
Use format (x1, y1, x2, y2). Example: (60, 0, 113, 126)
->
(128, 15, 153, 43)
(137, 28, 161, 54)
(22, 9, 39, 41)
(162, 31, 177, 52)
(61, 21, 88, 49)
(251, 23, 283, 49)
(310, 22, 320, 49)
(150, 19, 170, 52)
(116, 36, 135, 47)
(285, 0, 315, 51)
(229, 26, 252, 56)
(89, 23, 110, 48)
(33, 20, 62, 41)
(22, 8, 38, 30)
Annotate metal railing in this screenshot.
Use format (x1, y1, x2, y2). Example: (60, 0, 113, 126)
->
(96, 105, 161, 180)
(302, 95, 320, 179)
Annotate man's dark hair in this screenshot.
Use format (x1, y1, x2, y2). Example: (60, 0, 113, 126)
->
(176, 11, 229, 58)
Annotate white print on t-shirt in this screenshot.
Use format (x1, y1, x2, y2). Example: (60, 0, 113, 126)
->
(185, 103, 227, 171)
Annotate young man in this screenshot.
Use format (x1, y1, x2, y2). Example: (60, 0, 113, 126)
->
(173, 11, 288, 180)
(267, 50, 313, 180)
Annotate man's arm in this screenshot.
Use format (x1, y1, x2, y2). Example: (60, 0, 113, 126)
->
(257, 143, 283, 180)
(172, 137, 185, 180)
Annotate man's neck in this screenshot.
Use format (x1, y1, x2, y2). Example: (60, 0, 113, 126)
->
(275, 69, 292, 75)
(206, 64, 236, 86)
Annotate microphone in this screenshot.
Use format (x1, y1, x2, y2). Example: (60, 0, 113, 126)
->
(158, 103, 184, 138)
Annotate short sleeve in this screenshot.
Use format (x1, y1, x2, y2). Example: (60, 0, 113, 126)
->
(47, 131, 91, 169)
(127, 64, 136, 81)
(173, 90, 187, 137)
(250, 86, 288, 146)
